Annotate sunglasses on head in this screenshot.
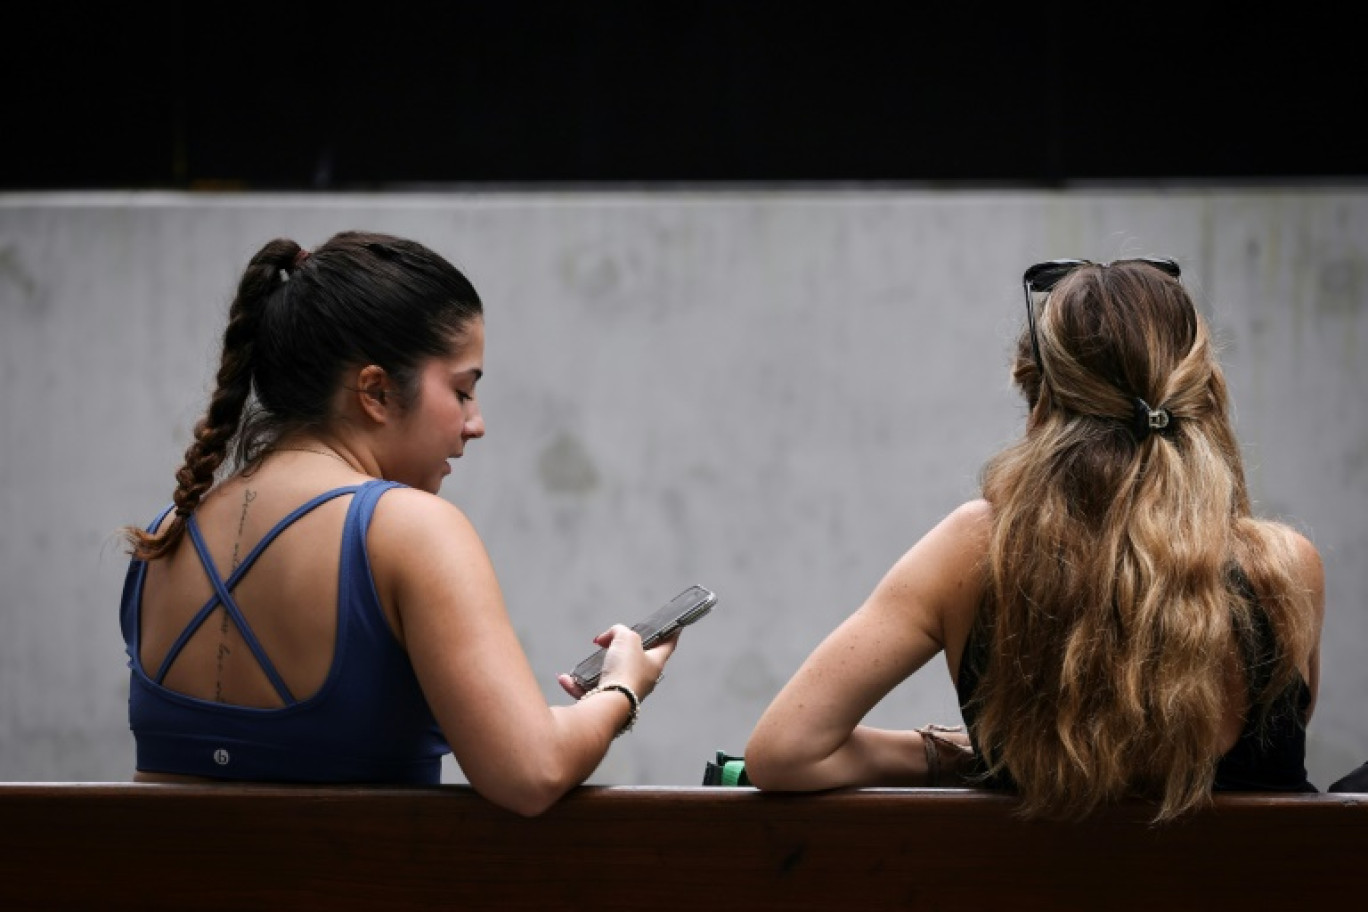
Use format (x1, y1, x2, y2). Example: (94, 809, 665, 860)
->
(1021, 257, 1182, 375)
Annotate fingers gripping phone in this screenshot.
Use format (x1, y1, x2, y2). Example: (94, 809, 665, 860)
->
(569, 584, 717, 690)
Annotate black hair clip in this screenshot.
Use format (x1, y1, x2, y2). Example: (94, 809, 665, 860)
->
(1132, 397, 1173, 441)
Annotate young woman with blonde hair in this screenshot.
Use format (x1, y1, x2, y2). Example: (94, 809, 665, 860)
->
(745, 258, 1324, 822)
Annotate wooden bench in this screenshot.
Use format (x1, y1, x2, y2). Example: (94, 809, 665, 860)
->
(1, 783, 1362, 910)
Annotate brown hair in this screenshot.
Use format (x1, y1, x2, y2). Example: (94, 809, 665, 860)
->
(124, 231, 482, 560)
(973, 261, 1316, 822)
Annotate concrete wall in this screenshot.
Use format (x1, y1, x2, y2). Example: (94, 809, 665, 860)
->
(1, 189, 1363, 789)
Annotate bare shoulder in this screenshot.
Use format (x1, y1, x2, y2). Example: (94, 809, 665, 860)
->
(875, 499, 993, 615)
(1286, 527, 1326, 622)
(365, 486, 492, 574)
(944, 498, 994, 539)
(369, 485, 478, 537)
(885, 499, 993, 574)
(1248, 521, 1326, 642)
(913, 498, 993, 564)
(1286, 528, 1324, 581)
(1259, 521, 1325, 602)
(363, 486, 504, 635)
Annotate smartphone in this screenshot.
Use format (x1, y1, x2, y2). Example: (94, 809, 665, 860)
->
(568, 584, 718, 690)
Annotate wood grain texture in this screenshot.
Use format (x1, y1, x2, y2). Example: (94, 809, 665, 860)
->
(1, 784, 1362, 911)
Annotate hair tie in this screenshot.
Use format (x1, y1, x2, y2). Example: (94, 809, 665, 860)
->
(279, 249, 311, 284)
(1132, 397, 1172, 440)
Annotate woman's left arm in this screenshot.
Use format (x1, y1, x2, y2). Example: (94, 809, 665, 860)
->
(744, 500, 991, 791)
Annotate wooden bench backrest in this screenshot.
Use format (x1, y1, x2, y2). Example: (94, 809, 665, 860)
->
(1, 784, 1363, 910)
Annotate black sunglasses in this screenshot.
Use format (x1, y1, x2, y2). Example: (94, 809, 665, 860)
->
(1021, 257, 1182, 375)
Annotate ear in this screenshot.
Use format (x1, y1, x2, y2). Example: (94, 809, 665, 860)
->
(354, 364, 391, 423)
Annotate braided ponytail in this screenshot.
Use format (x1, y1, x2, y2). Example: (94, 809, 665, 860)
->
(123, 230, 482, 560)
(123, 238, 302, 560)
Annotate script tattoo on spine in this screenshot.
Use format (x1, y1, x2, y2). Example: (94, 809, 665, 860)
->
(216, 487, 256, 701)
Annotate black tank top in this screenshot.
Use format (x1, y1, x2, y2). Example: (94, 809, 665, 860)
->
(955, 577, 1316, 794)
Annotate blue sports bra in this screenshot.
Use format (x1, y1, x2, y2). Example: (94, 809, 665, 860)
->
(120, 479, 449, 784)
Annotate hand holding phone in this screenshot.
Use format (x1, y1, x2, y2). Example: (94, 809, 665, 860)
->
(567, 584, 718, 691)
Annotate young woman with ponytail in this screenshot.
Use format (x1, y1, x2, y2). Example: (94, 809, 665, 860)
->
(745, 258, 1324, 822)
(120, 231, 676, 816)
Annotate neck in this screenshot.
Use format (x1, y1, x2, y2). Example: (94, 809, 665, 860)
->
(270, 439, 361, 472)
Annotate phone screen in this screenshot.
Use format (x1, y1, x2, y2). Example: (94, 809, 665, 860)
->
(569, 584, 717, 689)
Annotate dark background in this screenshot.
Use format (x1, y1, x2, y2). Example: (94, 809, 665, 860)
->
(6, 4, 1364, 191)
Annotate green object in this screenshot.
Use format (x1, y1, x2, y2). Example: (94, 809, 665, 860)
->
(702, 750, 751, 787)
(720, 759, 747, 786)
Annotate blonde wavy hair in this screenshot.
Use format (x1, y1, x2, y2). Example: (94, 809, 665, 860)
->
(973, 260, 1316, 822)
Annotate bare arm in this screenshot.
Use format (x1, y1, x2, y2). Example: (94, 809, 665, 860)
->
(369, 489, 674, 816)
(744, 500, 991, 791)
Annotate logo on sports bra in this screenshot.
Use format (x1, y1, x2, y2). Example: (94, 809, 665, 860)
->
(214, 749, 231, 766)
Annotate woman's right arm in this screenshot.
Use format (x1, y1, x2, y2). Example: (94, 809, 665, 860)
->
(368, 489, 674, 816)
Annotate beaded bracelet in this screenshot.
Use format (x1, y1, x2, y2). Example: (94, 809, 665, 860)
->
(581, 683, 640, 737)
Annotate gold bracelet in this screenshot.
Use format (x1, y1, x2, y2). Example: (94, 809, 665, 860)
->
(581, 683, 640, 737)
